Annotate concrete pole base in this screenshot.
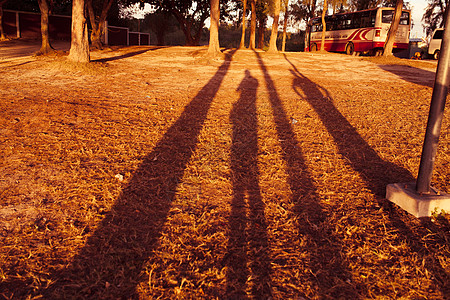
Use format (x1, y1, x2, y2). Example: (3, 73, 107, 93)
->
(386, 182, 450, 218)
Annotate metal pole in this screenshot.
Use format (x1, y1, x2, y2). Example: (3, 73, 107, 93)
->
(416, 8, 450, 194)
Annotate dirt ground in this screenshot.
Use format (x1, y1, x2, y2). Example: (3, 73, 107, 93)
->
(0, 40, 449, 299)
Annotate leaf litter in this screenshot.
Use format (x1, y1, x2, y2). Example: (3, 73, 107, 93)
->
(0, 45, 449, 299)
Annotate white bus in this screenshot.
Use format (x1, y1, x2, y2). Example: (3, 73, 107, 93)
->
(306, 7, 411, 55)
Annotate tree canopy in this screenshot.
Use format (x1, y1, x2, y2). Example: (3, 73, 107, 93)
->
(423, 0, 448, 36)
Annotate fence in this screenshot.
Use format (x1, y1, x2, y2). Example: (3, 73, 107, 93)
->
(2, 10, 150, 46)
(105, 23, 150, 46)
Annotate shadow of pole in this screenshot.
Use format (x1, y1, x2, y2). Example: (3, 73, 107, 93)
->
(42, 50, 235, 298)
(284, 55, 449, 297)
(224, 70, 272, 298)
(254, 52, 359, 298)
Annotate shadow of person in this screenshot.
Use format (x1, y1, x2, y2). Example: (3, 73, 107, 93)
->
(42, 50, 235, 298)
(284, 55, 449, 297)
(254, 52, 359, 298)
(285, 56, 414, 197)
(224, 70, 272, 298)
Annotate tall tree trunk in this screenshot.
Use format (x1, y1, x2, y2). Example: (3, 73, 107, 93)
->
(68, 0, 90, 63)
(383, 0, 403, 56)
(156, 31, 165, 46)
(249, 0, 257, 49)
(38, 0, 53, 54)
(171, 11, 201, 46)
(281, 1, 288, 52)
(239, 0, 247, 48)
(320, 0, 327, 51)
(268, 0, 280, 52)
(257, 15, 266, 49)
(207, 0, 221, 58)
(87, 0, 113, 49)
(0, 0, 6, 40)
(193, 14, 208, 46)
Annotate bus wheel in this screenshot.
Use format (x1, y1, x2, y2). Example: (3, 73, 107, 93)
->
(434, 50, 440, 60)
(345, 42, 355, 55)
(311, 43, 318, 52)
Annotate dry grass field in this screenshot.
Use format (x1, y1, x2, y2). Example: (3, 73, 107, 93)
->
(0, 43, 449, 299)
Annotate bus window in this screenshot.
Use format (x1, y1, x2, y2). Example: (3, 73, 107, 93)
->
(400, 12, 410, 25)
(312, 24, 322, 32)
(360, 11, 375, 28)
(382, 10, 410, 25)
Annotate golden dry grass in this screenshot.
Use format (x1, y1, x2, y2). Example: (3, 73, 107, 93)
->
(0, 46, 449, 299)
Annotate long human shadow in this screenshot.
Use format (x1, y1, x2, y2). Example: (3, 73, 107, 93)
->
(224, 70, 272, 298)
(378, 64, 435, 88)
(285, 56, 414, 196)
(284, 56, 449, 297)
(93, 47, 166, 63)
(254, 52, 359, 298)
(42, 50, 235, 298)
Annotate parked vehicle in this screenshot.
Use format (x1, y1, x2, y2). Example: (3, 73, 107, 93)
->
(428, 28, 443, 60)
(306, 7, 411, 55)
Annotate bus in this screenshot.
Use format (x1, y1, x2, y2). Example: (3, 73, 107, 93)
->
(306, 7, 411, 55)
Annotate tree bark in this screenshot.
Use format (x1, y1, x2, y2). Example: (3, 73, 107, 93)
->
(37, 0, 54, 54)
(193, 14, 208, 45)
(68, 0, 90, 63)
(268, 0, 280, 52)
(383, 0, 403, 56)
(320, 0, 327, 51)
(0, 0, 6, 40)
(281, 3, 288, 52)
(257, 14, 266, 49)
(239, 0, 247, 48)
(171, 9, 205, 46)
(249, 0, 257, 49)
(207, 0, 221, 58)
(87, 0, 113, 49)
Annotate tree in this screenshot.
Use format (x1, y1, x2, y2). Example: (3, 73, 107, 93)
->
(239, 0, 247, 48)
(153, 0, 210, 46)
(0, 0, 8, 40)
(281, 0, 289, 52)
(351, 0, 382, 11)
(383, 0, 402, 56)
(330, 0, 346, 13)
(87, 0, 114, 49)
(37, 0, 54, 54)
(207, 0, 222, 57)
(320, 0, 327, 51)
(423, 0, 449, 36)
(249, 0, 257, 49)
(144, 11, 176, 45)
(68, 0, 90, 62)
(256, 6, 267, 48)
(291, 0, 317, 25)
(267, 0, 281, 52)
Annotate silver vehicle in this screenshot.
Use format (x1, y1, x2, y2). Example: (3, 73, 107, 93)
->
(428, 28, 443, 60)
